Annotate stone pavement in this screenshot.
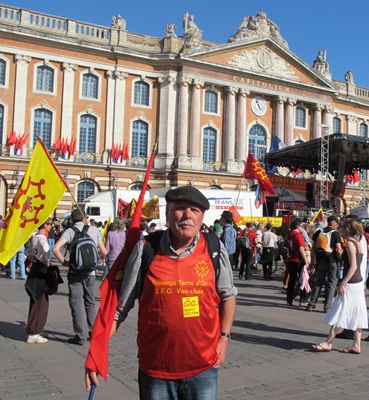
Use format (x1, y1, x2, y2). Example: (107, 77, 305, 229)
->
(1, 263, 369, 400)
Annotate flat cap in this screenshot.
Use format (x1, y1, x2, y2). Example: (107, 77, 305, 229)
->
(165, 186, 210, 210)
(221, 210, 234, 223)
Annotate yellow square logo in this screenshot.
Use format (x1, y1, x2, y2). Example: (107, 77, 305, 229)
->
(182, 296, 200, 318)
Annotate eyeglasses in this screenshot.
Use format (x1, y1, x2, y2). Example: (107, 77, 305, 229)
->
(45, 222, 52, 226)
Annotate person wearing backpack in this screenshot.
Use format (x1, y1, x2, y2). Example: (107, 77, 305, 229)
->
(53, 209, 108, 345)
(238, 223, 258, 280)
(85, 186, 237, 398)
(260, 222, 278, 280)
(306, 216, 342, 313)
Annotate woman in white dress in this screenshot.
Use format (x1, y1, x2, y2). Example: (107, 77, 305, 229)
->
(312, 218, 368, 353)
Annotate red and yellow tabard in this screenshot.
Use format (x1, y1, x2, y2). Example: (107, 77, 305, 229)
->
(138, 234, 221, 379)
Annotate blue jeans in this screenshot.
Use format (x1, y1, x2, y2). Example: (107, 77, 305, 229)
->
(138, 367, 218, 400)
(48, 239, 55, 259)
(9, 246, 26, 279)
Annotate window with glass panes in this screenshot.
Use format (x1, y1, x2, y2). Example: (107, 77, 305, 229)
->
(295, 107, 306, 127)
(0, 60, 5, 86)
(203, 127, 216, 163)
(82, 74, 98, 99)
(249, 124, 267, 159)
(79, 114, 96, 153)
(204, 90, 217, 113)
(134, 81, 149, 106)
(131, 120, 148, 157)
(36, 66, 54, 92)
(333, 117, 341, 134)
(33, 109, 52, 148)
(0, 105, 3, 144)
(77, 181, 95, 203)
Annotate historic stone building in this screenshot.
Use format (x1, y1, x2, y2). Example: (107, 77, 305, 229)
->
(0, 6, 367, 217)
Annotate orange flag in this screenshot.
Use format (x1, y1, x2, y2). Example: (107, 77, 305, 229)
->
(243, 152, 275, 195)
(85, 141, 158, 380)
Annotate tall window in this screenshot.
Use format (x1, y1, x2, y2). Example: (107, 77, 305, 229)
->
(132, 120, 148, 157)
(203, 127, 216, 163)
(360, 123, 368, 138)
(33, 109, 52, 148)
(79, 114, 96, 153)
(77, 181, 95, 203)
(295, 106, 306, 128)
(36, 66, 54, 92)
(0, 105, 3, 145)
(0, 59, 5, 86)
(204, 90, 218, 113)
(82, 73, 98, 99)
(333, 117, 341, 134)
(249, 124, 267, 159)
(134, 81, 149, 106)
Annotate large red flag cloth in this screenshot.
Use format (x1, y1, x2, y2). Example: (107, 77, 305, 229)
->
(243, 152, 276, 195)
(85, 141, 158, 380)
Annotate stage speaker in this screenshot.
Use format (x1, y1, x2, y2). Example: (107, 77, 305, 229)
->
(306, 183, 316, 201)
(331, 155, 346, 197)
(321, 200, 330, 209)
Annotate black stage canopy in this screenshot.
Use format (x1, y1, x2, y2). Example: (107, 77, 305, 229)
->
(263, 133, 369, 176)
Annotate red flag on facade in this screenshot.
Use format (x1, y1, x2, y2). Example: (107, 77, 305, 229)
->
(53, 137, 62, 152)
(7, 131, 17, 146)
(85, 141, 158, 380)
(243, 152, 275, 195)
(122, 143, 129, 160)
(69, 138, 76, 157)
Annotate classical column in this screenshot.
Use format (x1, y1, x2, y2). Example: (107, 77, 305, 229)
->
(189, 78, 204, 159)
(313, 104, 323, 139)
(177, 75, 191, 156)
(157, 74, 177, 168)
(225, 86, 237, 161)
(322, 105, 334, 130)
(236, 88, 249, 161)
(13, 54, 31, 133)
(61, 63, 78, 142)
(275, 96, 286, 141)
(284, 97, 296, 145)
(347, 114, 357, 135)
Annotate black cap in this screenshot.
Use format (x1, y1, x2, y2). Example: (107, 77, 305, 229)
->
(165, 186, 210, 210)
(221, 210, 234, 223)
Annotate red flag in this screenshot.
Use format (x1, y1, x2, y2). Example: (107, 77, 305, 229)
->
(228, 205, 242, 224)
(7, 131, 17, 146)
(353, 170, 360, 183)
(69, 138, 76, 157)
(122, 143, 129, 160)
(111, 144, 116, 160)
(53, 137, 62, 152)
(243, 152, 275, 195)
(85, 140, 158, 380)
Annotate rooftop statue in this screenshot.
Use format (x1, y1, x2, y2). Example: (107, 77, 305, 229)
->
(182, 12, 202, 49)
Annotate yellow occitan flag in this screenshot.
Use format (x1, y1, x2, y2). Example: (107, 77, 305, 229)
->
(130, 197, 160, 220)
(102, 215, 112, 245)
(0, 140, 68, 265)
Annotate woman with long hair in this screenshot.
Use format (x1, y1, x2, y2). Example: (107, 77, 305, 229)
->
(103, 217, 126, 279)
(312, 218, 368, 353)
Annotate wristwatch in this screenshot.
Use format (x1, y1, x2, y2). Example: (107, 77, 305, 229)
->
(220, 332, 231, 340)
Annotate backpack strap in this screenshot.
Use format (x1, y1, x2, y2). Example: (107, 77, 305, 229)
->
(202, 231, 220, 279)
(81, 225, 90, 236)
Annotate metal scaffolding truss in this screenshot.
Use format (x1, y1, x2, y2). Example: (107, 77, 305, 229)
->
(320, 126, 330, 203)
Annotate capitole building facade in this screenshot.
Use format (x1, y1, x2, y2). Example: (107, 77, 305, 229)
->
(0, 5, 368, 217)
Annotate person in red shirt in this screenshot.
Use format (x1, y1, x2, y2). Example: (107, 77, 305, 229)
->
(286, 219, 309, 306)
(239, 223, 258, 280)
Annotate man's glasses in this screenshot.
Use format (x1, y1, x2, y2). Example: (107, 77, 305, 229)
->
(45, 222, 52, 225)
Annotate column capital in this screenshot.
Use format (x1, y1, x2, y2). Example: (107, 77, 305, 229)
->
(14, 54, 31, 65)
(158, 74, 177, 86)
(177, 74, 192, 87)
(324, 104, 334, 114)
(61, 62, 78, 72)
(192, 78, 205, 89)
(239, 88, 250, 97)
(276, 95, 287, 104)
(347, 114, 358, 123)
(114, 70, 129, 80)
(287, 97, 296, 106)
(227, 86, 238, 96)
(313, 103, 324, 112)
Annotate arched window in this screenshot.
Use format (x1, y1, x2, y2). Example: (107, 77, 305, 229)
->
(203, 127, 216, 163)
(77, 181, 95, 203)
(79, 114, 96, 153)
(295, 106, 306, 128)
(333, 117, 341, 134)
(132, 120, 148, 157)
(0, 59, 5, 86)
(0, 105, 3, 145)
(249, 124, 267, 158)
(204, 90, 218, 113)
(360, 123, 368, 138)
(33, 109, 52, 148)
(36, 66, 54, 92)
(82, 73, 98, 99)
(134, 81, 149, 106)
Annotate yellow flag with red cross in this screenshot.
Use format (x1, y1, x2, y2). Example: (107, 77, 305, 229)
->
(0, 140, 68, 265)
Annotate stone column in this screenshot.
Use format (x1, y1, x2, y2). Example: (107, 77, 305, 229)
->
(61, 63, 78, 142)
(347, 115, 358, 135)
(313, 104, 323, 139)
(226, 86, 237, 161)
(156, 74, 177, 169)
(322, 105, 334, 131)
(236, 88, 249, 161)
(284, 97, 296, 145)
(189, 78, 204, 168)
(177, 75, 191, 166)
(113, 70, 128, 144)
(275, 96, 286, 141)
(13, 54, 31, 133)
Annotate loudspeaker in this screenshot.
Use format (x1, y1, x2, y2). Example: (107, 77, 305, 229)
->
(321, 200, 330, 209)
(306, 183, 316, 201)
(331, 155, 346, 197)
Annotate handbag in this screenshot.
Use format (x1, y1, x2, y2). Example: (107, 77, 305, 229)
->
(45, 265, 64, 295)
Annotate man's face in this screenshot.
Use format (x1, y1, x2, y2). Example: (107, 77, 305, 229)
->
(331, 220, 339, 230)
(166, 201, 204, 242)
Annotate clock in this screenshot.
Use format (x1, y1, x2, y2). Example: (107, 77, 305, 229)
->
(251, 96, 267, 116)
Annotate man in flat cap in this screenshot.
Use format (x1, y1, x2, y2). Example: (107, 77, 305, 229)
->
(220, 210, 237, 267)
(86, 186, 237, 399)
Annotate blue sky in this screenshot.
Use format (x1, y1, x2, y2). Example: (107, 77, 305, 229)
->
(3, 0, 369, 87)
